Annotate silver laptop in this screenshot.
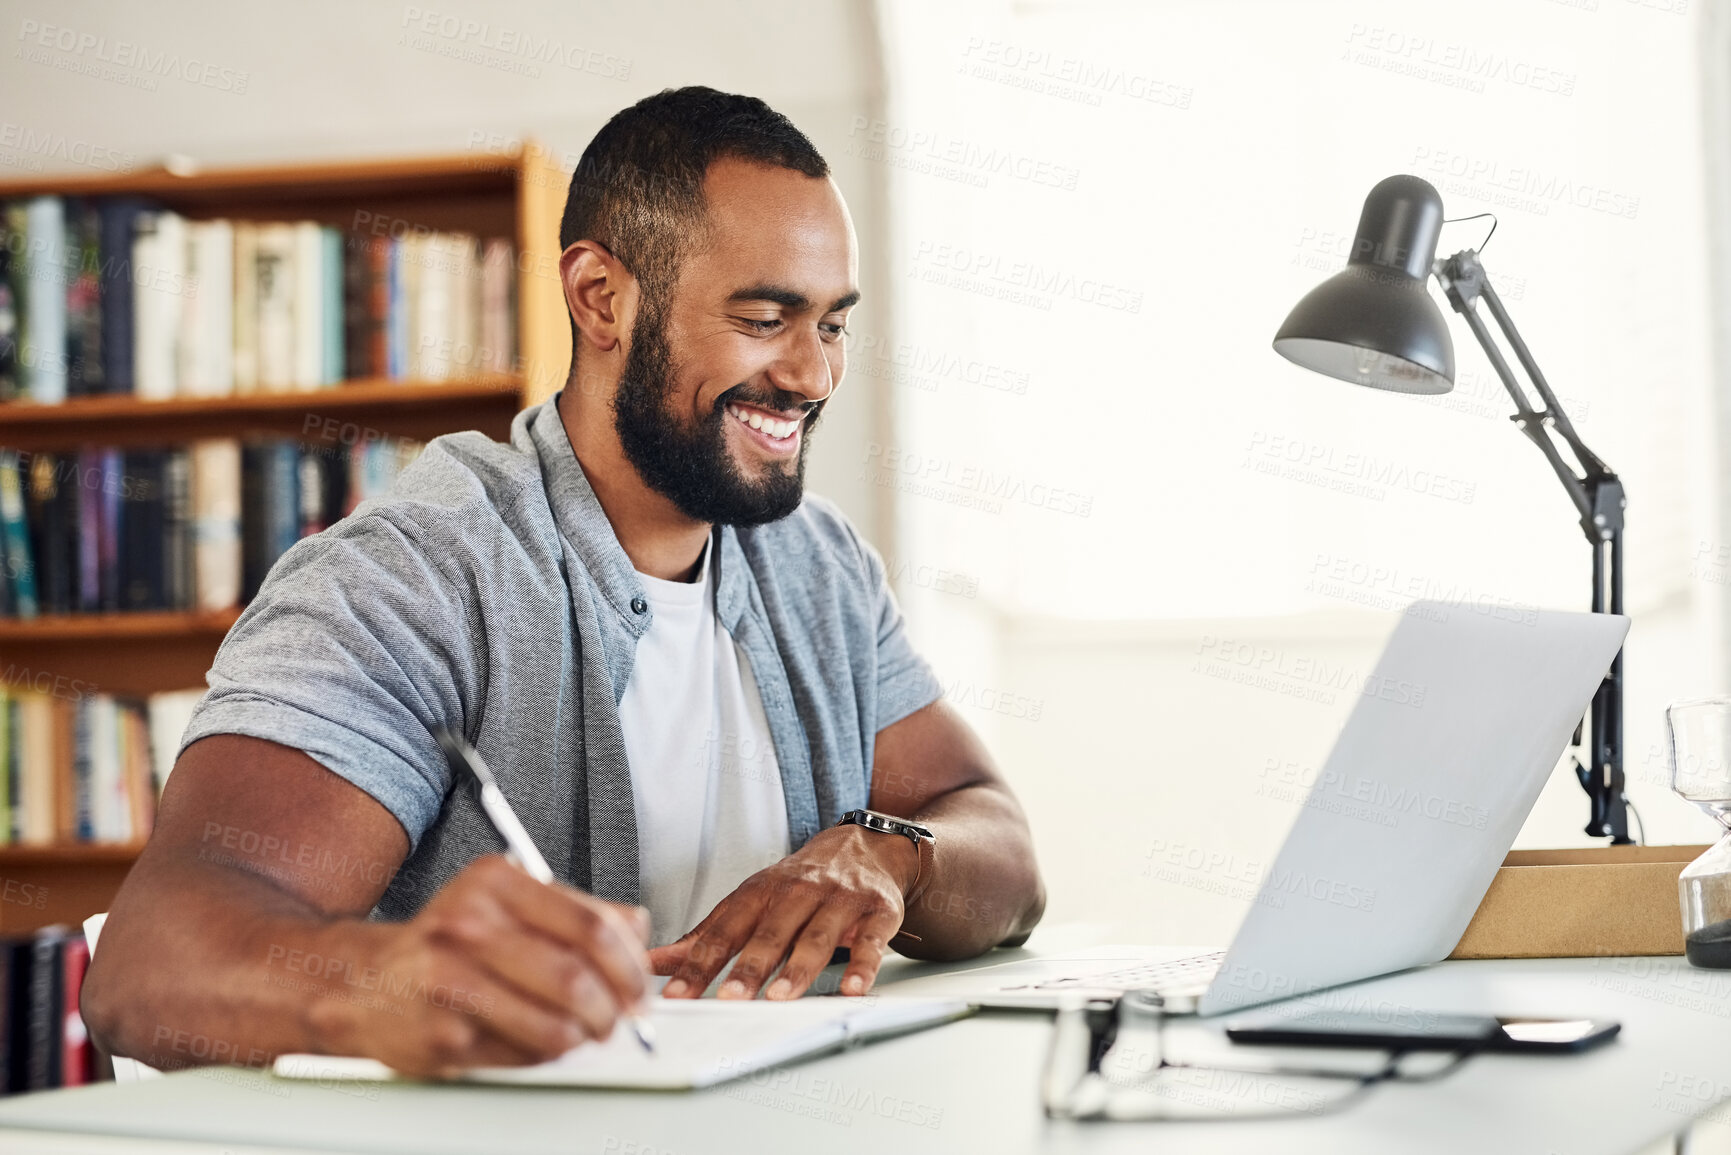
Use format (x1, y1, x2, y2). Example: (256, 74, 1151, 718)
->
(881, 601, 1629, 1016)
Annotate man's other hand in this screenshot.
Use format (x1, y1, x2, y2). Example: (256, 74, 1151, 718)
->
(649, 826, 918, 1001)
(311, 854, 652, 1078)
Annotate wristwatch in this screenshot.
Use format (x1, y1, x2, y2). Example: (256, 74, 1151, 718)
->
(835, 809, 935, 907)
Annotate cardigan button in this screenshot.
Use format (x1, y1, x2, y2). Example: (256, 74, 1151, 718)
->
(631, 597, 648, 615)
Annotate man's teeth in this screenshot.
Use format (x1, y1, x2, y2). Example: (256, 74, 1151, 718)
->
(728, 404, 800, 441)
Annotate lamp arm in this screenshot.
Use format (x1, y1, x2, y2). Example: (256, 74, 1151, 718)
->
(1435, 250, 1625, 545)
(1447, 291, 1597, 529)
(1474, 275, 1615, 483)
(1432, 248, 1630, 844)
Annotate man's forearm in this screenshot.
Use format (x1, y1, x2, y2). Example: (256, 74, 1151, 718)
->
(894, 783, 1045, 960)
(83, 856, 372, 1069)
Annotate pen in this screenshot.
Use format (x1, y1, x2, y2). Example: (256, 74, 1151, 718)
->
(433, 727, 658, 1056)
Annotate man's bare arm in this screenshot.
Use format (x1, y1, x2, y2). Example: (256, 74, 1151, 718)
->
(650, 699, 1045, 998)
(868, 698, 1045, 958)
(81, 734, 650, 1078)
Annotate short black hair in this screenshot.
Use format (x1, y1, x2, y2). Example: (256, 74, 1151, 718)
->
(560, 86, 830, 327)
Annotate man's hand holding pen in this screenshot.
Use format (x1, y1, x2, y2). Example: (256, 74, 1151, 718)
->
(303, 854, 653, 1080)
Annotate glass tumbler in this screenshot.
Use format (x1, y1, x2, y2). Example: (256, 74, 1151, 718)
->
(1667, 697, 1731, 968)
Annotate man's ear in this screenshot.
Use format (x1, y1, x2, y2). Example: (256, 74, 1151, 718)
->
(560, 239, 636, 356)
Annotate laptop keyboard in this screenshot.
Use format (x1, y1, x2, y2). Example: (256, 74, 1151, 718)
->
(1027, 950, 1226, 994)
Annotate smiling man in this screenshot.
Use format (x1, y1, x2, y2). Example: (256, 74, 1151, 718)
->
(82, 87, 1045, 1077)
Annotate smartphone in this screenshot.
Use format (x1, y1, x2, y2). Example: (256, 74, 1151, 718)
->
(1225, 1009, 1620, 1054)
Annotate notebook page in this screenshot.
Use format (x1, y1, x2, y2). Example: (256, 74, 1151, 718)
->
(273, 997, 970, 1091)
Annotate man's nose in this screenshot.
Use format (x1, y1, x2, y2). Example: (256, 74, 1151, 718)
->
(766, 326, 838, 404)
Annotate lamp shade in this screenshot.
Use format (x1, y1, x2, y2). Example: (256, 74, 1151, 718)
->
(1273, 174, 1455, 395)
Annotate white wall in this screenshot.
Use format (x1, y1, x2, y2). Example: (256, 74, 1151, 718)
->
(878, 0, 1729, 942)
(0, 0, 896, 541)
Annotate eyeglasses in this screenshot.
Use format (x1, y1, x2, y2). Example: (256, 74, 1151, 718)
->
(1041, 992, 1477, 1123)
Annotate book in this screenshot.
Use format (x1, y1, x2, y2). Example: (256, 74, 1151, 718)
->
(122, 704, 154, 840)
(4, 693, 18, 842)
(190, 439, 241, 611)
(146, 689, 203, 796)
(480, 238, 513, 374)
(342, 236, 374, 379)
(0, 693, 11, 842)
(413, 233, 450, 380)
(131, 210, 185, 401)
(240, 442, 265, 601)
(275, 998, 974, 1091)
(87, 698, 120, 842)
(322, 226, 343, 386)
(0, 452, 37, 619)
(63, 199, 102, 397)
(2, 204, 26, 404)
(119, 449, 165, 611)
(0, 209, 18, 401)
(3, 935, 32, 1092)
(71, 696, 92, 840)
(231, 220, 258, 393)
(291, 221, 323, 390)
(367, 235, 391, 378)
(447, 232, 477, 379)
(240, 440, 301, 600)
(387, 235, 409, 379)
(59, 936, 90, 1087)
(17, 694, 54, 846)
(75, 448, 102, 612)
(163, 448, 193, 610)
(264, 440, 301, 574)
(24, 930, 63, 1091)
(253, 223, 296, 393)
(180, 219, 234, 398)
(23, 454, 61, 615)
(50, 697, 75, 844)
(25, 453, 75, 615)
(298, 448, 329, 538)
(22, 197, 67, 404)
(97, 198, 149, 396)
(95, 449, 123, 612)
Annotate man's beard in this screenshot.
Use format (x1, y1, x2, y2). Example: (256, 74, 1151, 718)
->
(612, 304, 820, 527)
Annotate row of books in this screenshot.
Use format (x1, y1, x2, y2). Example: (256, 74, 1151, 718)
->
(0, 436, 423, 619)
(0, 196, 518, 403)
(0, 692, 159, 846)
(1, 927, 99, 1095)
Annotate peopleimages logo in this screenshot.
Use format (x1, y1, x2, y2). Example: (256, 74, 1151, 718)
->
(910, 241, 1143, 314)
(860, 443, 1094, 519)
(1243, 432, 1477, 506)
(1194, 635, 1427, 709)
(1257, 758, 1490, 831)
(846, 116, 1081, 192)
(1142, 839, 1377, 912)
(847, 333, 1031, 397)
(1410, 146, 1640, 220)
(16, 19, 250, 93)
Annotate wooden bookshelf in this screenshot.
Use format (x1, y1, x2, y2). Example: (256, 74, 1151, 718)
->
(0, 378, 523, 451)
(0, 142, 573, 930)
(0, 847, 141, 934)
(0, 608, 242, 642)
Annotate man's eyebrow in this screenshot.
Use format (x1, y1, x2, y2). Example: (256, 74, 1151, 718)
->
(728, 285, 861, 312)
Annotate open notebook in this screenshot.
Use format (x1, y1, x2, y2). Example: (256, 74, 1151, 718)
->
(273, 997, 972, 1091)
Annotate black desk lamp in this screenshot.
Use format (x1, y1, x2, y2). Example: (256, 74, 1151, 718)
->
(1272, 174, 1631, 844)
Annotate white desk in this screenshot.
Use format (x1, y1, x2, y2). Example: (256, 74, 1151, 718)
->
(1, 950, 1729, 1155)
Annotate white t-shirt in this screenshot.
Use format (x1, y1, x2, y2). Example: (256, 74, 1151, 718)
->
(619, 543, 791, 947)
